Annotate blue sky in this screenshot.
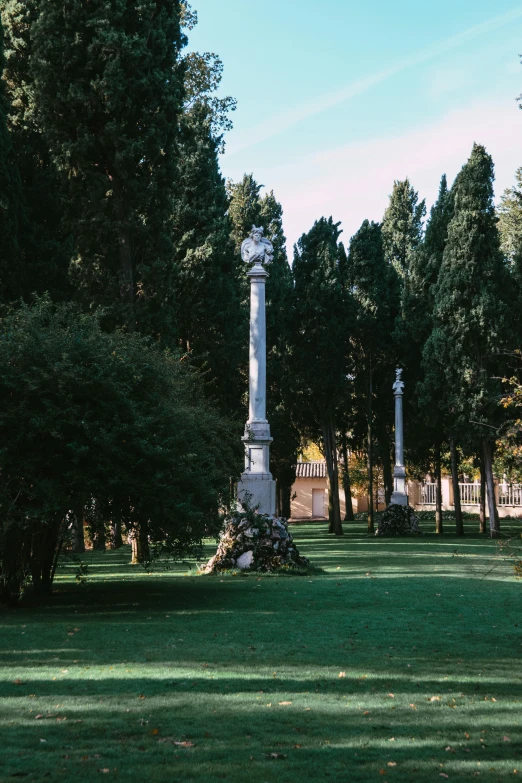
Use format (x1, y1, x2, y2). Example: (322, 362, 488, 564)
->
(188, 1, 522, 251)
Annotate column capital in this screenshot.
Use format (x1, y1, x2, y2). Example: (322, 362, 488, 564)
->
(246, 263, 269, 279)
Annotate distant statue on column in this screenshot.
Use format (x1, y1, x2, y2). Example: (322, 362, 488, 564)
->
(391, 368, 408, 506)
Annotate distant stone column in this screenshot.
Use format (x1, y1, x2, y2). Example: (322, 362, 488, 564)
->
(391, 368, 408, 506)
(237, 226, 276, 516)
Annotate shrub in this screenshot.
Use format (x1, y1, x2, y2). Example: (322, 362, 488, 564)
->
(0, 299, 243, 601)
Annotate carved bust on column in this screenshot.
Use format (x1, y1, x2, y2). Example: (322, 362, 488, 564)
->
(241, 226, 274, 267)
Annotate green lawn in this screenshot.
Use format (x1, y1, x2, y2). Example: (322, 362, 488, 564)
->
(1, 519, 521, 782)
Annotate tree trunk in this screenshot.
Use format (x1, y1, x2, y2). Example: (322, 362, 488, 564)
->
(483, 439, 499, 538)
(322, 416, 343, 536)
(367, 368, 374, 535)
(378, 423, 394, 506)
(71, 515, 85, 553)
(435, 444, 443, 534)
(280, 483, 292, 520)
(131, 525, 151, 564)
(450, 436, 464, 536)
(341, 431, 355, 521)
(112, 520, 123, 549)
(116, 183, 135, 332)
(479, 453, 487, 534)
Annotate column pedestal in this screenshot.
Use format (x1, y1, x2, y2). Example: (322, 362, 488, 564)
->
(237, 263, 276, 516)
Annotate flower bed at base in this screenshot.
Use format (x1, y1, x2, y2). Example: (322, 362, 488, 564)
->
(375, 504, 422, 536)
(202, 507, 310, 573)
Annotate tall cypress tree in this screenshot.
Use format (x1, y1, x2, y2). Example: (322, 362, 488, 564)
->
(347, 220, 397, 528)
(422, 144, 511, 537)
(172, 40, 245, 416)
(0, 14, 23, 302)
(30, 0, 186, 337)
(1, 0, 71, 301)
(405, 175, 454, 533)
(382, 178, 425, 284)
(291, 217, 352, 535)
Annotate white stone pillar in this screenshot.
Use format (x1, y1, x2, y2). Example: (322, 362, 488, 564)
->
(391, 369, 408, 506)
(237, 262, 276, 516)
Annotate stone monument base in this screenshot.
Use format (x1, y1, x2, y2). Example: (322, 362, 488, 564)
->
(238, 473, 276, 517)
(202, 508, 309, 573)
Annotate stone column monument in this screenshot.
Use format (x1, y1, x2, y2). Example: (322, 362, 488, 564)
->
(237, 226, 276, 516)
(391, 368, 408, 506)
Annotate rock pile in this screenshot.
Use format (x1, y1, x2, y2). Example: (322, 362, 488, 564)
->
(203, 508, 309, 573)
(375, 503, 422, 537)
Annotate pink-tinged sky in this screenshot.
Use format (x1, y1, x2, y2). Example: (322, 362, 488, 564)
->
(188, 0, 522, 252)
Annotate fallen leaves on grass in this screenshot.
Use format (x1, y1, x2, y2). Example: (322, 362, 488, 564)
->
(267, 753, 287, 760)
(338, 672, 346, 678)
(410, 704, 417, 710)
(388, 761, 397, 767)
(278, 701, 292, 706)
(429, 696, 441, 702)
(503, 736, 511, 742)
(387, 693, 395, 698)
(174, 741, 194, 748)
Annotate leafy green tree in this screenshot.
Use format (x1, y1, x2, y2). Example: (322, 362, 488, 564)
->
(30, 0, 186, 336)
(422, 144, 511, 537)
(0, 14, 23, 302)
(382, 178, 425, 283)
(0, 298, 243, 602)
(291, 217, 352, 535)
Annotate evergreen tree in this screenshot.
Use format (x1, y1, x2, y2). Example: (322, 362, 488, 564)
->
(1, 0, 72, 302)
(30, 0, 186, 336)
(0, 14, 23, 302)
(172, 30, 244, 416)
(498, 167, 522, 265)
(227, 174, 262, 254)
(347, 220, 397, 529)
(382, 178, 425, 283)
(405, 175, 454, 533)
(291, 217, 352, 535)
(422, 144, 511, 537)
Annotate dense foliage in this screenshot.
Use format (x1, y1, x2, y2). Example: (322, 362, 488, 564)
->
(0, 299, 242, 602)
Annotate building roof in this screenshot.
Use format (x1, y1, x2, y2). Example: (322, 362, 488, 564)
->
(296, 461, 327, 479)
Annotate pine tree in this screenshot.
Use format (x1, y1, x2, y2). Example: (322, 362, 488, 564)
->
(422, 144, 511, 537)
(30, 0, 186, 336)
(382, 178, 425, 283)
(0, 14, 23, 302)
(291, 217, 352, 535)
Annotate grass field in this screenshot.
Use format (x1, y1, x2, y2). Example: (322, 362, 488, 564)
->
(1, 518, 521, 782)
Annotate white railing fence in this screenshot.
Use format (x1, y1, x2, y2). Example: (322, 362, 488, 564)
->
(459, 483, 481, 506)
(420, 483, 436, 505)
(498, 484, 522, 507)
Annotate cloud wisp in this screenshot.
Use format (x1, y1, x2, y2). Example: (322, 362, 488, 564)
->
(227, 6, 522, 156)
